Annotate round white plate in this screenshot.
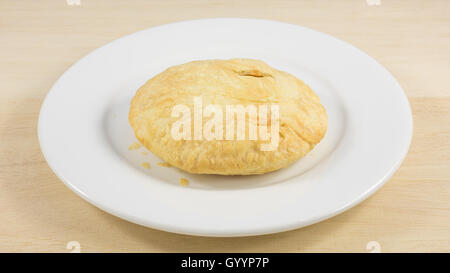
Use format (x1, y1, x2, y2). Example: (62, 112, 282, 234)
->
(38, 18, 413, 237)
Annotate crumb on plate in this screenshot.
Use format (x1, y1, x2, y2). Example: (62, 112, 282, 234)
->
(128, 142, 141, 150)
(180, 178, 189, 187)
(157, 162, 171, 168)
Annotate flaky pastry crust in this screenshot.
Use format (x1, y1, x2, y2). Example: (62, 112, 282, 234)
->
(129, 59, 327, 175)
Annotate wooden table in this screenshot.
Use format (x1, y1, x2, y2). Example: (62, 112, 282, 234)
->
(1, 0, 449, 253)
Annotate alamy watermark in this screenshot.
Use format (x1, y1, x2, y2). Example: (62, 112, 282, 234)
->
(66, 241, 81, 253)
(171, 96, 280, 151)
(366, 0, 381, 6)
(366, 241, 382, 253)
(66, 0, 81, 5)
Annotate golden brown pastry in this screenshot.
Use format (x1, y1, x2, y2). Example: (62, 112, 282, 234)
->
(129, 59, 327, 175)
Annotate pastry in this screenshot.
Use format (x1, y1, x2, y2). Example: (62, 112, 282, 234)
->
(129, 59, 327, 175)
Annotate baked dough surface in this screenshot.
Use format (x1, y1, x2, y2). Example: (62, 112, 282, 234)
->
(129, 59, 327, 175)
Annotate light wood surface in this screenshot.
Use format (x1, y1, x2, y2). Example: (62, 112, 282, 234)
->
(0, 0, 449, 253)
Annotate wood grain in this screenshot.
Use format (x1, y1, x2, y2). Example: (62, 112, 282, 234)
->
(0, 0, 449, 252)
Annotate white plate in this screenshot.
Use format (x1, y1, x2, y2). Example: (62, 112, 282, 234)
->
(38, 18, 413, 237)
